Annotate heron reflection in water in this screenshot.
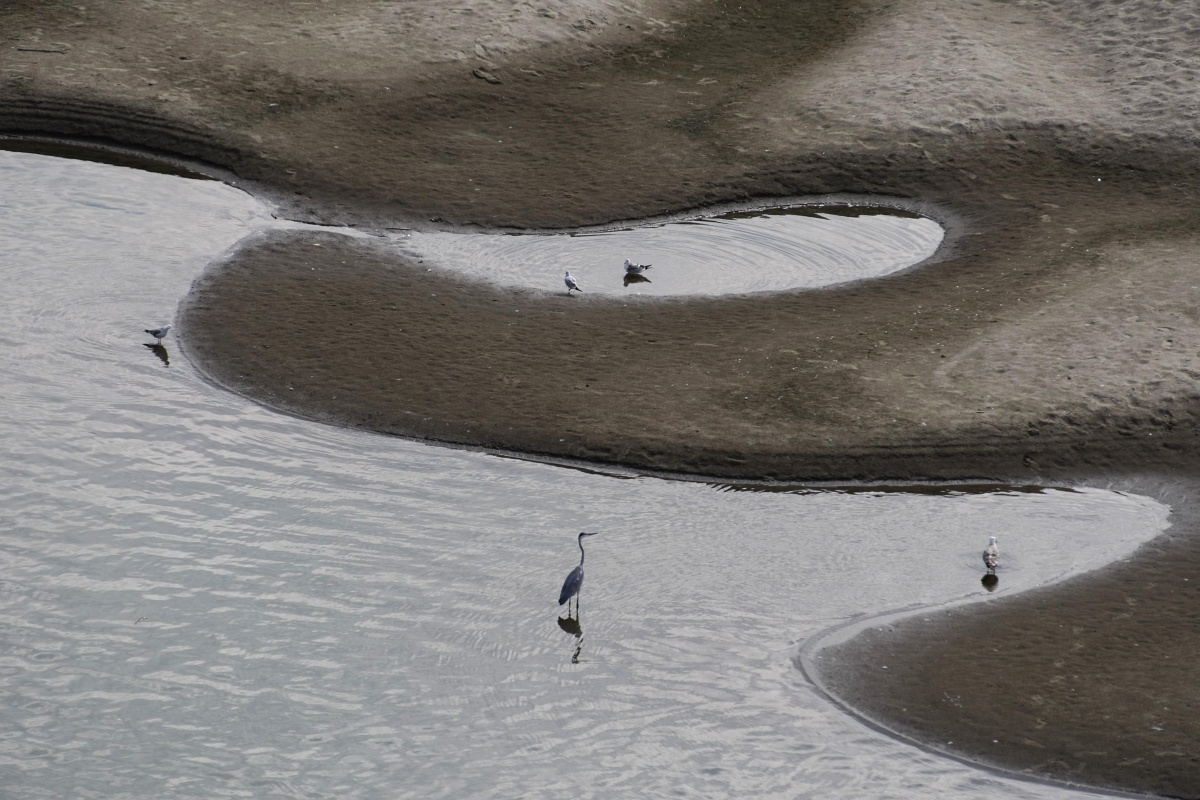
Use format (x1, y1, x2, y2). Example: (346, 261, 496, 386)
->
(558, 531, 600, 620)
(557, 615, 584, 663)
(557, 616, 581, 637)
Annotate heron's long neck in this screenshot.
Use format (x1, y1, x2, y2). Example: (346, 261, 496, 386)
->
(578, 535, 587, 566)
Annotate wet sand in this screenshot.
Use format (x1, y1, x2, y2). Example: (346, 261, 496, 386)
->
(6, 0, 1200, 794)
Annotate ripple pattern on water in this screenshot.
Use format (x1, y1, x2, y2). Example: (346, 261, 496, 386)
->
(396, 205, 945, 296)
(0, 148, 1166, 800)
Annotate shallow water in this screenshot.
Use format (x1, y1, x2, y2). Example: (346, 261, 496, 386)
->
(395, 205, 944, 296)
(0, 148, 1169, 799)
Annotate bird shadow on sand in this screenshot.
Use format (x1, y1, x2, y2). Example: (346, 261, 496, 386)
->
(144, 343, 170, 366)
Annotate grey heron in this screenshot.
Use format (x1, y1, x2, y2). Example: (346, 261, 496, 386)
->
(559, 531, 600, 617)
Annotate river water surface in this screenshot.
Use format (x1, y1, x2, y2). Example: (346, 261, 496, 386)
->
(396, 205, 944, 296)
(0, 148, 1170, 799)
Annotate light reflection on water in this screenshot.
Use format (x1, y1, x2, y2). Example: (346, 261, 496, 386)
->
(395, 205, 945, 297)
(0, 149, 1168, 799)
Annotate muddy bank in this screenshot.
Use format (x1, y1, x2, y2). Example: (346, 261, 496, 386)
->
(178, 135, 1200, 483)
(8, 0, 1200, 795)
(809, 472, 1200, 799)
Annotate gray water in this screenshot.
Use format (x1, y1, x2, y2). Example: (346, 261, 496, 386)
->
(395, 205, 944, 296)
(0, 148, 1168, 799)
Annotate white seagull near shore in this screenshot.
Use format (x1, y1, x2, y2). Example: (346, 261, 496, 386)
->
(144, 324, 172, 343)
(564, 271, 582, 294)
(982, 536, 999, 573)
(623, 258, 652, 274)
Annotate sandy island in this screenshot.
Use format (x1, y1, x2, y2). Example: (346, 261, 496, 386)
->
(6, 0, 1200, 794)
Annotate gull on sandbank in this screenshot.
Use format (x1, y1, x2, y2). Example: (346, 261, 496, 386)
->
(564, 271, 582, 294)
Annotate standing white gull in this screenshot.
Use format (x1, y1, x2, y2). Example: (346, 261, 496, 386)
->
(623, 258, 652, 274)
(564, 271, 582, 294)
(982, 536, 999, 573)
(144, 324, 172, 343)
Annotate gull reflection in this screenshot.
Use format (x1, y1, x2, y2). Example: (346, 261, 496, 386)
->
(981, 573, 999, 592)
(623, 272, 651, 287)
(144, 343, 170, 366)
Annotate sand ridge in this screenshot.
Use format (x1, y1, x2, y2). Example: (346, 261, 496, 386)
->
(749, 0, 1127, 142)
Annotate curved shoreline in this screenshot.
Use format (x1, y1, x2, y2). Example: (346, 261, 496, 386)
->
(794, 597, 1159, 800)
(806, 472, 1200, 799)
(8, 0, 1200, 795)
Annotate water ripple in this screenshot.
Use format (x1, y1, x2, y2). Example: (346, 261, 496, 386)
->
(396, 205, 944, 296)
